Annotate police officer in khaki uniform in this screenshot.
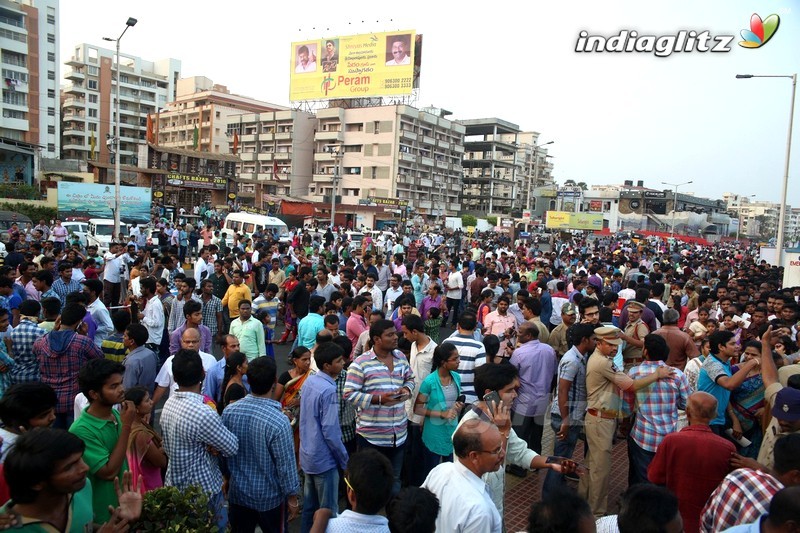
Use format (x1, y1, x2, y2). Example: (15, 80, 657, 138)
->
(547, 302, 577, 358)
(578, 326, 674, 517)
(619, 300, 649, 372)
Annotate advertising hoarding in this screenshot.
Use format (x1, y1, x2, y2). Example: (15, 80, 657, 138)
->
(57, 182, 152, 225)
(290, 31, 421, 101)
(545, 211, 604, 231)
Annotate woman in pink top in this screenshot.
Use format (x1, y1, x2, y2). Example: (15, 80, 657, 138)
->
(124, 387, 167, 492)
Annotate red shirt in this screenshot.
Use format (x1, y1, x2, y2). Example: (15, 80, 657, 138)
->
(647, 425, 735, 533)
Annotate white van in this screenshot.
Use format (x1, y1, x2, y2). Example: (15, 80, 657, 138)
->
(223, 212, 290, 242)
(86, 219, 124, 253)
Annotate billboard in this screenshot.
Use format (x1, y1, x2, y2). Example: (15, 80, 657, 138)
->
(58, 182, 152, 225)
(545, 211, 604, 231)
(290, 31, 421, 101)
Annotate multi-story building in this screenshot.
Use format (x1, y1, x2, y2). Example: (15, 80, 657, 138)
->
(497, 131, 555, 215)
(460, 118, 521, 215)
(61, 43, 180, 166)
(723, 192, 781, 239)
(228, 108, 316, 207)
(0, 0, 60, 184)
(155, 76, 284, 153)
(308, 104, 463, 223)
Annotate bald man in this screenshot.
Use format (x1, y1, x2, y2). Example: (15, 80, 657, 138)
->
(152, 328, 218, 404)
(648, 392, 735, 533)
(422, 419, 504, 533)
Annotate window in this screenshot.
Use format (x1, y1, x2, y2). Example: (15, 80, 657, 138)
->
(343, 145, 361, 153)
(216, 111, 221, 118)
(2, 109, 25, 119)
(374, 121, 380, 134)
(47, 70, 55, 80)
(47, 89, 55, 98)
(88, 123, 97, 132)
(47, 13, 55, 24)
(88, 80, 97, 90)
(47, 52, 55, 62)
(0, 29, 26, 43)
(48, 143, 55, 152)
(48, 125, 55, 134)
(1, 51, 26, 67)
(47, 107, 55, 116)
(345, 167, 361, 175)
(87, 66, 98, 76)
(88, 94, 98, 103)
(88, 109, 97, 118)
(120, 75, 128, 83)
(47, 33, 55, 44)
(1, 69, 27, 82)
(371, 167, 377, 179)
(2, 91, 26, 106)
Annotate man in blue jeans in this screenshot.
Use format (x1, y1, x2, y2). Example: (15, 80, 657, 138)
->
(542, 322, 596, 497)
(299, 341, 349, 533)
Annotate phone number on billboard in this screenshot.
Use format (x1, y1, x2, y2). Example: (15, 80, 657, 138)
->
(384, 77, 413, 89)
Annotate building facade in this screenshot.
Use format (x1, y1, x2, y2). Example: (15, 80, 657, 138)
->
(309, 104, 463, 222)
(228, 108, 316, 206)
(1, 0, 60, 185)
(460, 118, 520, 215)
(155, 76, 284, 153)
(61, 43, 180, 166)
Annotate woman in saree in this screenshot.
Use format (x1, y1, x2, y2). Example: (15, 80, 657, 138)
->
(274, 346, 313, 461)
(124, 386, 167, 492)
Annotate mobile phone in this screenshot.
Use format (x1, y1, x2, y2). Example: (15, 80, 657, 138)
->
(390, 392, 406, 400)
(456, 394, 466, 404)
(483, 390, 501, 416)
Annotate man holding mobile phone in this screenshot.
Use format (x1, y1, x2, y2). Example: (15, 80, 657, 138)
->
(343, 320, 415, 496)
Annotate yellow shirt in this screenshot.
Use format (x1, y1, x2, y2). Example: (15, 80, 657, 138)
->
(222, 283, 252, 318)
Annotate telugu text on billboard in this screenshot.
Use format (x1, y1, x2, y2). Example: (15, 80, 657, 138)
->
(290, 31, 420, 101)
(58, 182, 152, 225)
(545, 211, 603, 231)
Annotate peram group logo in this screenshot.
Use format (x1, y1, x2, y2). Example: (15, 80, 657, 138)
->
(738, 13, 780, 48)
(575, 12, 781, 57)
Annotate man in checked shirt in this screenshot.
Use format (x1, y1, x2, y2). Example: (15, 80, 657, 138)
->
(624, 333, 690, 486)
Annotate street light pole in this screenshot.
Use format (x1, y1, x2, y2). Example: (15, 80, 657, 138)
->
(103, 17, 137, 241)
(662, 180, 692, 237)
(736, 73, 797, 268)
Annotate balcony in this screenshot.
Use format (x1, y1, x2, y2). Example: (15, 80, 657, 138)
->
(437, 139, 449, 149)
(238, 173, 257, 181)
(421, 135, 435, 146)
(62, 142, 88, 151)
(257, 152, 274, 161)
(401, 130, 417, 141)
(65, 69, 84, 81)
(399, 152, 417, 163)
(239, 152, 256, 162)
(62, 97, 85, 108)
(62, 127, 85, 137)
(420, 156, 434, 167)
(275, 132, 291, 140)
(274, 152, 291, 160)
(65, 56, 83, 67)
(313, 174, 333, 183)
(316, 130, 343, 142)
(436, 160, 448, 169)
(63, 82, 85, 95)
(314, 151, 335, 161)
(419, 178, 433, 188)
(258, 133, 274, 142)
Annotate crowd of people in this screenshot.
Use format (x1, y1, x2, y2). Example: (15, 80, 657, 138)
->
(0, 219, 798, 532)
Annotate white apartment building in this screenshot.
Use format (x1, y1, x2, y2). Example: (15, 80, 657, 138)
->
(230, 109, 316, 204)
(62, 43, 180, 166)
(309, 104, 463, 218)
(155, 76, 284, 154)
(1, 0, 60, 165)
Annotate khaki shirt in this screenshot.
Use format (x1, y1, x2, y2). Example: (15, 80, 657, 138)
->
(758, 382, 800, 468)
(529, 317, 550, 344)
(585, 349, 635, 414)
(622, 319, 648, 361)
(548, 323, 569, 358)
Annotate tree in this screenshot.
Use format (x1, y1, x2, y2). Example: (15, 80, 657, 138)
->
(461, 214, 477, 227)
(576, 182, 588, 191)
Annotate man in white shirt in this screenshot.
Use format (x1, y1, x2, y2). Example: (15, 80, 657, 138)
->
(445, 260, 465, 328)
(421, 419, 503, 533)
(384, 274, 403, 316)
(81, 279, 113, 347)
(137, 277, 164, 350)
(357, 273, 383, 313)
(194, 247, 210, 288)
(152, 327, 217, 405)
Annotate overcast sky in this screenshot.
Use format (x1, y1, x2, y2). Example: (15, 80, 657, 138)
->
(59, 0, 800, 206)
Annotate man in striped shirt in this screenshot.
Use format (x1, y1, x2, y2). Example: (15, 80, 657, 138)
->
(343, 319, 415, 496)
(446, 313, 487, 404)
